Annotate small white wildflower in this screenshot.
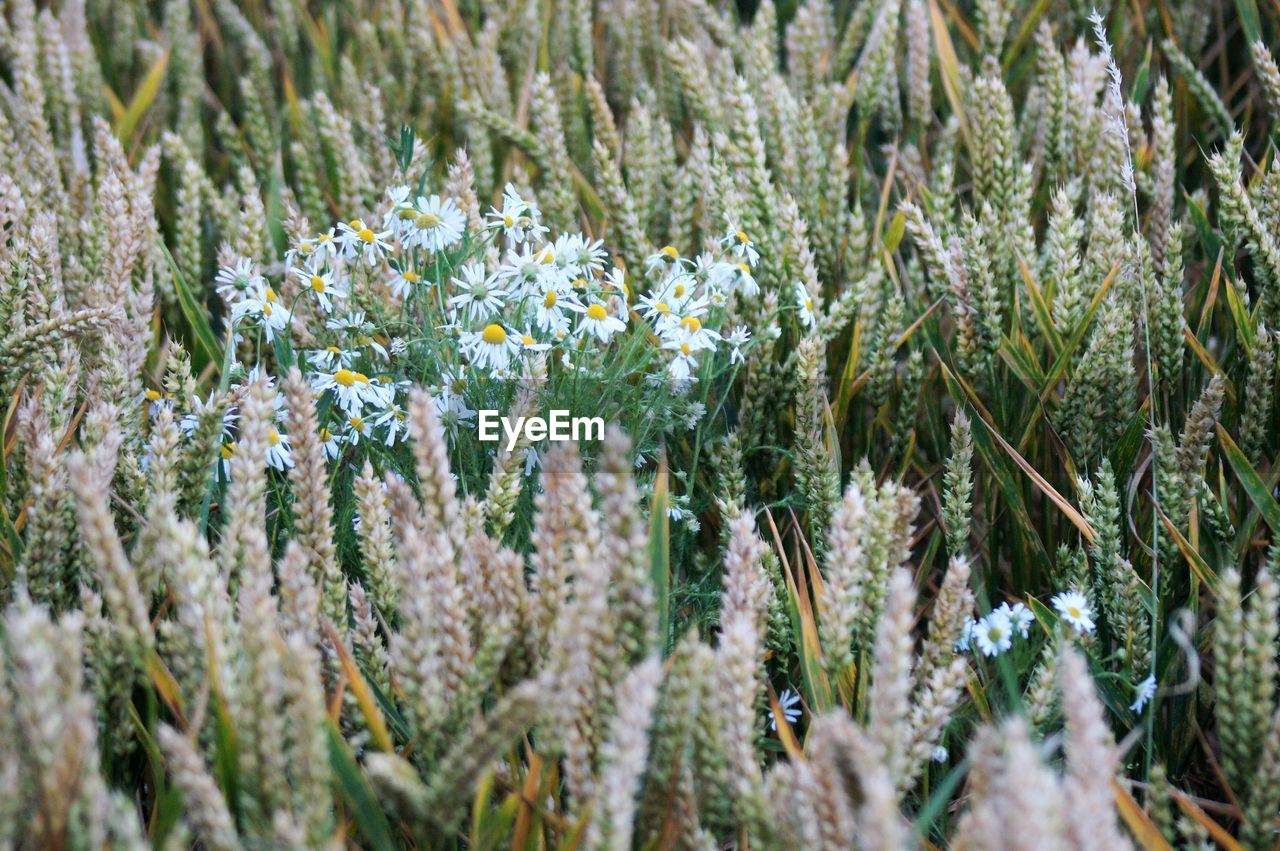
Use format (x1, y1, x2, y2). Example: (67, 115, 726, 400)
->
(769, 688, 803, 731)
(460, 323, 517, 373)
(448, 263, 510, 322)
(997, 601, 1036, 638)
(1130, 675, 1156, 713)
(722, 219, 760, 266)
(387, 266, 424, 300)
(405, 194, 466, 252)
(336, 218, 393, 265)
(974, 610, 1013, 657)
(931, 745, 949, 763)
(570, 300, 627, 343)
(215, 257, 263, 303)
(310, 368, 381, 416)
(264, 427, 293, 471)
(726, 325, 751, 364)
(1051, 590, 1096, 634)
(794, 282, 817, 328)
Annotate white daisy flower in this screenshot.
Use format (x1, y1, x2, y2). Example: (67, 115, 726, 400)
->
(486, 183, 546, 245)
(556, 233, 607, 278)
(308, 346, 354, 372)
(1129, 674, 1156, 713)
(460, 323, 518, 373)
(336, 218, 393, 265)
(290, 264, 347, 313)
(769, 688, 802, 731)
(344, 414, 369, 445)
(515, 328, 551, 354)
(722, 220, 760, 266)
(637, 292, 679, 334)
(447, 262, 510, 322)
(406, 194, 465, 252)
(264, 427, 294, 471)
(215, 257, 263, 304)
(387, 266, 424, 300)
(381, 185, 415, 234)
(997, 601, 1036, 638)
(319, 426, 342, 460)
(372, 402, 410, 446)
(1051, 590, 1096, 634)
(570, 300, 627, 343)
(655, 271, 698, 310)
(310, 368, 380, 416)
(310, 229, 340, 263)
(974, 610, 1013, 657)
(496, 243, 561, 294)
(663, 338, 700, 380)
(795, 282, 817, 328)
(646, 245, 682, 275)
(218, 442, 236, 481)
(231, 281, 291, 342)
(734, 262, 761, 297)
(663, 313, 720, 352)
(726, 324, 751, 364)
(532, 283, 574, 335)
(956, 618, 978, 652)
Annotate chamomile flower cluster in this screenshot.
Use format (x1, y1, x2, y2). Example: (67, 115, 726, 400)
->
(959, 600, 1037, 658)
(202, 183, 762, 478)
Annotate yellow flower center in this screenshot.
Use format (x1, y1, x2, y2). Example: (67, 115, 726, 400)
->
(586, 304, 608, 321)
(262, 304, 273, 317)
(522, 334, 535, 345)
(398, 207, 417, 220)
(482, 324, 507, 345)
(656, 301, 670, 314)
(673, 283, 686, 298)
(358, 228, 376, 243)
(319, 428, 332, 441)
(264, 287, 278, 303)
(333, 369, 358, 387)
(736, 230, 750, 244)
(267, 428, 281, 446)
(659, 245, 679, 259)
(403, 271, 420, 283)
(737, 262, 751, 274)
(416, 212, 442, 228)
(325, 346, 341, 353)
(350, 416, 365, 431)
(221, 443, 236, 459)
(503, 213, 515, 227)
(310, 276, 325, 292)
(349, 219, 364, 229)
(537, 249, 555, 265)
(144, 389, 162, 401)
(680, 316, 702, 333)
(543, 290, 557, 308)
(680, 342, 692, 356)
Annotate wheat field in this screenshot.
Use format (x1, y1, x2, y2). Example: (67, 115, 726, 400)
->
(1, 0, 1280, 847)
